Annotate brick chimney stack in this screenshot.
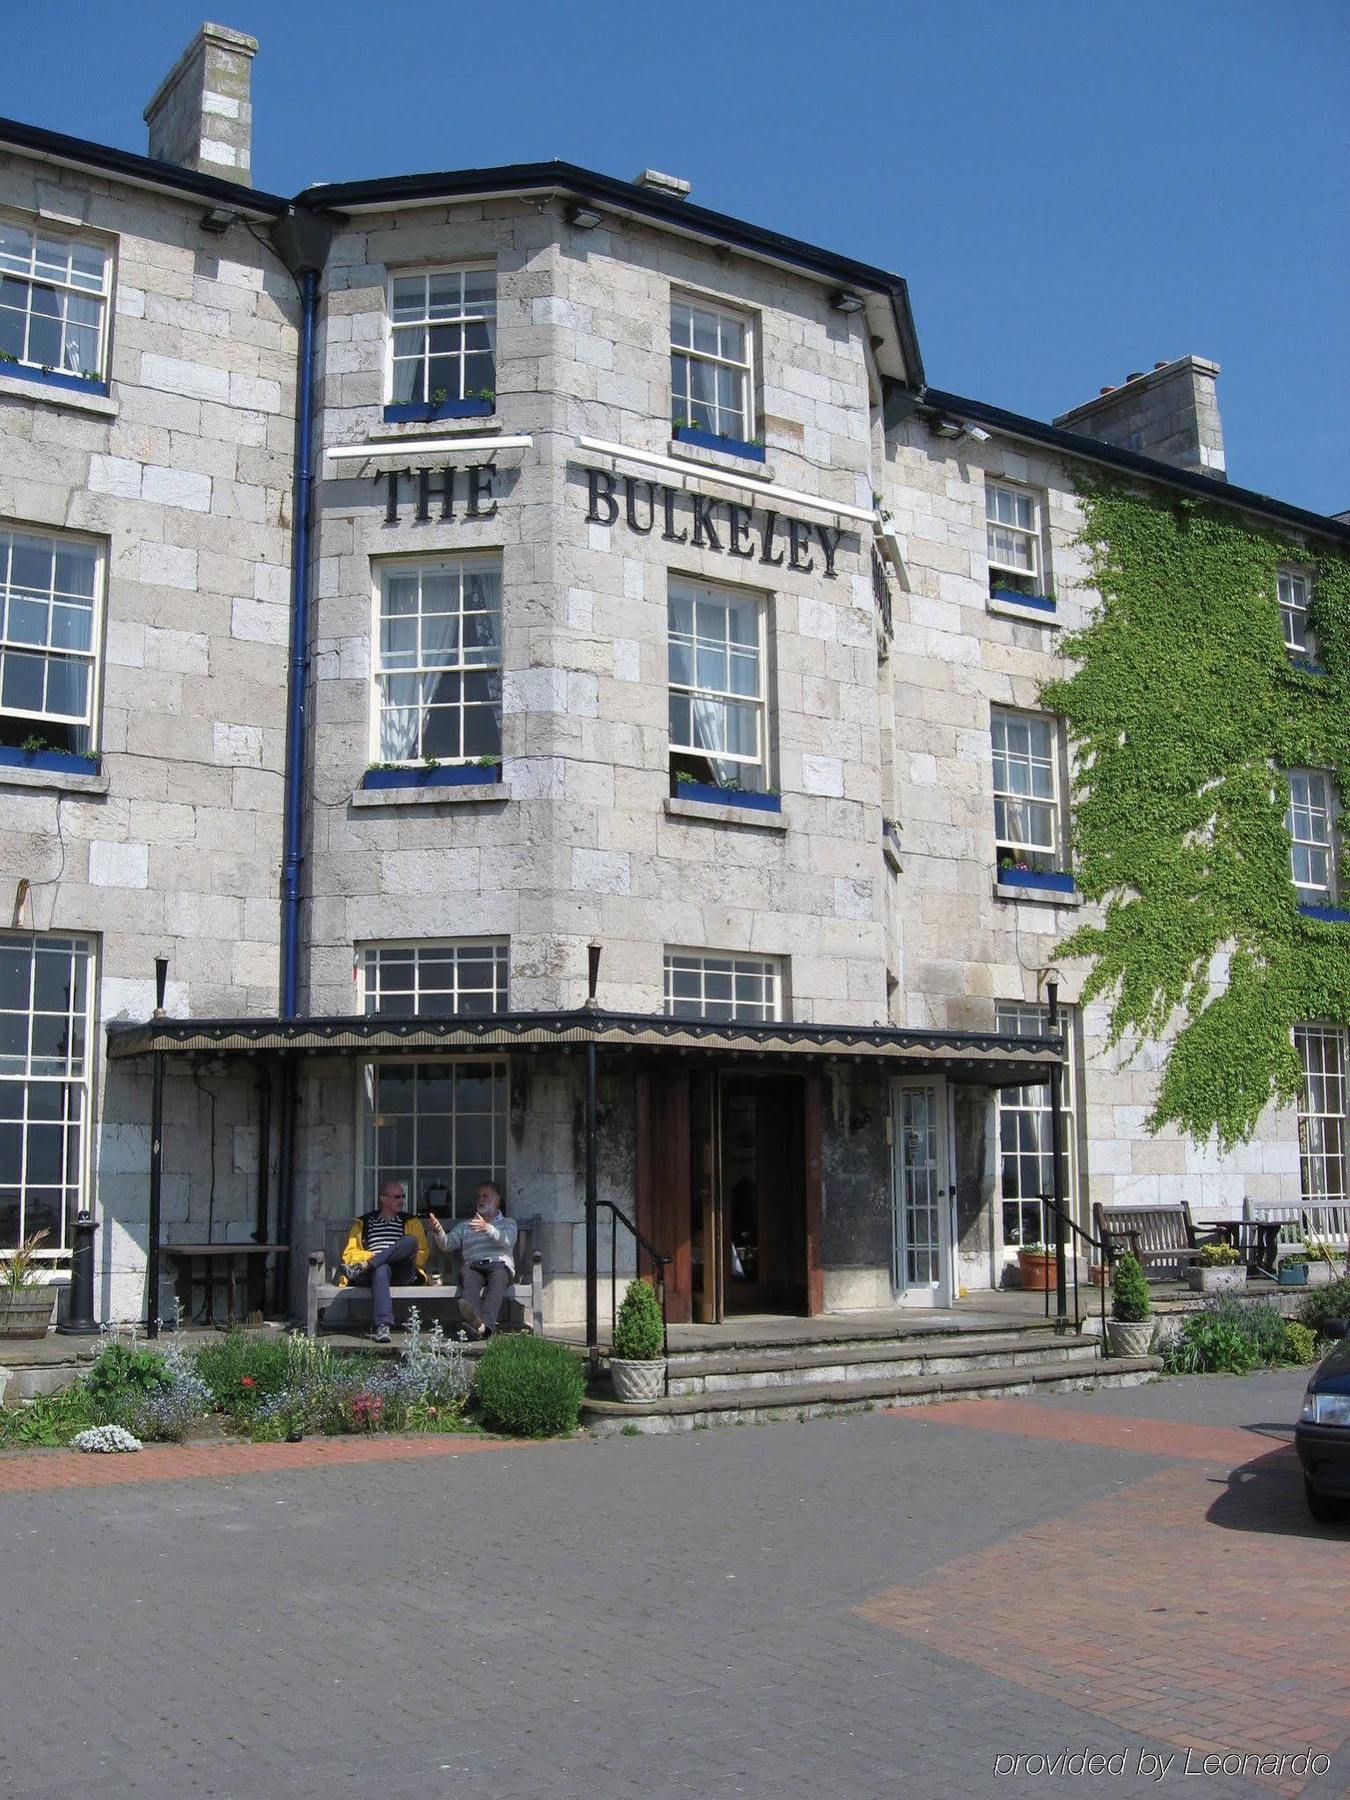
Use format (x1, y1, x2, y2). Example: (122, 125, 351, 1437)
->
(144, 22, 258, 187)
(1054, 355, 1226, 482)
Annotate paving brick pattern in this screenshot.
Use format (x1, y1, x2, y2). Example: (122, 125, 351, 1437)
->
(0, 1372, 1340, 1800)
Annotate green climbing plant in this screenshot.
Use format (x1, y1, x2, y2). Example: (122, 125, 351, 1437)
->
(1041, 476, 1350, 1148)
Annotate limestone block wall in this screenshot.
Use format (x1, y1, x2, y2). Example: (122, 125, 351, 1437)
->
(0, 151, 297, 1315)
(879, 418, 1300, 1288)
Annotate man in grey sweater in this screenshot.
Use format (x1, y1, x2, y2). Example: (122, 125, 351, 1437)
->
(427, 1183, 518, 1337)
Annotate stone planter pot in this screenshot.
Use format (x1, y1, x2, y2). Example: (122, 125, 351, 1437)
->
(1106, 1318, 1154, 1358)
(608, 1357, 666, 1404)
(1187, 1265, 1244, 1295)
(1307, 1262, 1338, 1288)
(0, 1286, 54, 1338)
(1017, 1251, 1056, 1292)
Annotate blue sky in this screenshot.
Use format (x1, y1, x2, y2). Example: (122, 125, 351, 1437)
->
(8, 0, 1347, 513)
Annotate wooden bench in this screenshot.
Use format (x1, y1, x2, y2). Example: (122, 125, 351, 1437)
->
(1244, 1200, 1350, 1268)
(305, 1216, 543, 1340)
(1093, 1202, 1231, 1279)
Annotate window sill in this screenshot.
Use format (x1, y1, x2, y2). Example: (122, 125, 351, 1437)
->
(0, 368, 117, 417)
(0, 759, 108, 796)
(352, 780, 510, 809)
(667, 436, 775, 482)
(994, 876, 1081, 907)
(988, 591, 1059, 626)
(664, 795, 786, 832)
(366, 414, 501, 442)
(1298, 901, 1350, 924)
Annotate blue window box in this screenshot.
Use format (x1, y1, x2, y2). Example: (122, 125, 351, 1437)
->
(673, 780, 781, 813)
(997, 866, 1077, 894)
(361, 763, 501, 791)
(0, 362, 109, 398)
(672, 425, 766, 463)
(0, 744, 100, 776)
(1290, 659, 1329, 677)
(381, 396, 494, 424)
(992, 587, 1056, 614)
(1299, 901, 1350, 924)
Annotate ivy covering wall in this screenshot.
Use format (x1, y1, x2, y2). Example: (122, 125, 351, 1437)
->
(1042, 479, 1350, 1148)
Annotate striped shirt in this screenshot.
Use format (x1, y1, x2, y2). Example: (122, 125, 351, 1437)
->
(362, 1209, 412, 1253)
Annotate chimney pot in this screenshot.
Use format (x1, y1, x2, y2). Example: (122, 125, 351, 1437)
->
(1099, 385, 1116, 395)
(1153, 360, 1168, 370)
(145, 22, 258, 187)
(1125, 371, 1144, 383)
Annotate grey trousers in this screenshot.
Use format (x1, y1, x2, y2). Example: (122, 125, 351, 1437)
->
(461, 1261, 512, 1332)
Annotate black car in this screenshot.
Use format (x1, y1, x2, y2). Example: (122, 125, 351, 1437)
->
(1296, 1320, 1350, 1523)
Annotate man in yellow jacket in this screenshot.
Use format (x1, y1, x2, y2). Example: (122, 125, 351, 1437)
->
(339, 1180, 431, 1342)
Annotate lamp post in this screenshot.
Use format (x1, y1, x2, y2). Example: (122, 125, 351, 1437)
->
(584, 943, 601, 1366)
(147, 956, 168, 1339)
(1046, 978, 1068, 1333)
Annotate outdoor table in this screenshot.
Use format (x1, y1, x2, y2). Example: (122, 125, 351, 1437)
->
(163, 1243, 289, 1325)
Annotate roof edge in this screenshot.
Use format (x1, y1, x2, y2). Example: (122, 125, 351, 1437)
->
(0, 113, 288, 215)
(914, 383, 1350, 543)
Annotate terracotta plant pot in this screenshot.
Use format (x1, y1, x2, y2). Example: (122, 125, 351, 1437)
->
(1088, 1262, 1106, 1287)
(1107, 1318, 1154, 1358)
(1017, 1250, 1056, 1292)
(608, 1357, 666, 1404)
(0, 1286, 54, 1338)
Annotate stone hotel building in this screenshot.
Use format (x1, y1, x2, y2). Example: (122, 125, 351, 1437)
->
(0, 25, 1345, 1331)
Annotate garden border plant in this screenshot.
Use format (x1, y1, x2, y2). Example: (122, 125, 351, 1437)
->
(1040, 477, 1349, 1150)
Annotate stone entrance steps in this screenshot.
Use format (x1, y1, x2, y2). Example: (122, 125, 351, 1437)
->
(582, 1320, 1161, 1435)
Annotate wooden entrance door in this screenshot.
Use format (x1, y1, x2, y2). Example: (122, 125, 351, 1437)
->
(637, 1064, 820, 1323)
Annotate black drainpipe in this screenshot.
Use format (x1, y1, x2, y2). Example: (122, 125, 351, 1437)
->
(267, 208, 337, 1299)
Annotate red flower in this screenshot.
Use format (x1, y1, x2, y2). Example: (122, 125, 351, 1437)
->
(240, 1376, 256, 1388)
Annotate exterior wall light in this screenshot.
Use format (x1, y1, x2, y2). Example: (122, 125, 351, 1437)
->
(831, 290, 865, 313)
(199, 205, 237, 234)
(567, 203, 604, 229)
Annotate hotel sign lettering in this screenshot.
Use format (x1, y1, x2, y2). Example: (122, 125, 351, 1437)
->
(584, 470, 844, 578)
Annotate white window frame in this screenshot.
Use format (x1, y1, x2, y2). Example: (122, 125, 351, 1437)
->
(1295, 1025, 1348, 1207)
(361, 1057, 509, 1224)
(0, 524, 105, 754)
(360, 940, 509, 1019)
(991, 708, 1062, 869)
(1286, 768, 1338, 903)
(985, 482, 1042, 592)
(1278, 567, 1315, 659)
(670, 293, 755, 442)
(995, 1001, 1078, 1258)
(385, 264, 496, 407)
(0, 217, 112, 382)
(370, 554, 502, 766)
(667, 577, 769, 792)
(0, 932, 94, 1255)
(663, 950, 784, 1024)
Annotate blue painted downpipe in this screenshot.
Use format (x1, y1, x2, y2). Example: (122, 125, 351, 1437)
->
(281, 268, 318, 1019)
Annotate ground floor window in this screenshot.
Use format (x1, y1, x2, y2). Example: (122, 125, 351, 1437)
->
(1295, 1025, 1347, 1205)
(361, 940, 508, 1017)
(363, 1059, 507, 1220)
(0, 932, 92, 1250)
(994, 1001, 1076, 1255)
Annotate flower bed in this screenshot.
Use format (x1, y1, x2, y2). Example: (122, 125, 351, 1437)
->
(0, 1309, 587, 1448)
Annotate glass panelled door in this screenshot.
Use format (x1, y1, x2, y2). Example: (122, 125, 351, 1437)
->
(894, 1081, 953, 1306)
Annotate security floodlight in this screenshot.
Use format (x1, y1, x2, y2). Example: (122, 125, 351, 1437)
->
(567, 203, 604, 230)
(831, 290, 865, 314)
(199, 205, 236, 234)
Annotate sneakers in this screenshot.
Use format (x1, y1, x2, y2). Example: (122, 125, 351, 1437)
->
(370, 1325, 391, 1344)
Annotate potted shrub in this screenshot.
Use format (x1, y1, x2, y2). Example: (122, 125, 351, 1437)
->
(0, 1229, 55, 1338)
(1106, 1253, 1153, 1357)
(608, 1276, 667, 1403)
(1016, 1242, 1056, 1292)
(1188, 1241, 1245, 1294)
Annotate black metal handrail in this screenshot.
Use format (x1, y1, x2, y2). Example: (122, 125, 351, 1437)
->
(596, 1199, 672, 1393)
(1038, 1195, 1109, 1347)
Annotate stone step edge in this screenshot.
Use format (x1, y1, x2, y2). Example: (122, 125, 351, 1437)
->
(657, 1313, 1089, 1356)
(583, 1355, 1162, 1420)
(663, 1333, 1101, 1380)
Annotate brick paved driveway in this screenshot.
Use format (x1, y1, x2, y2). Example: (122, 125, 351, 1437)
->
(1, 1370, 1344, 1800)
